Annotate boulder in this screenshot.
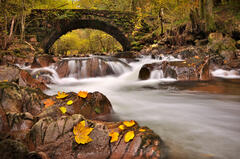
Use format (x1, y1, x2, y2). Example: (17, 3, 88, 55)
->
(31, 55, 56, 68)
(139, 58, 212, 81)
(0, 82, 47, 116)
(26, 114, 168, 159)
(55, 57, 131, 79)
(0, 65, 48, 90)
(208, 32, 223, 42)
(37, 91, 113, 120)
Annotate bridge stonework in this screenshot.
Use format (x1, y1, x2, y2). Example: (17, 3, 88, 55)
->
(26, 9, 149, 53)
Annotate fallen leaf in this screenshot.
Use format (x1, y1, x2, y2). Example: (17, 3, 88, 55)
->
(123, 120, 135, 127)
(124, 131, 135, 142)
(44, 99, 55, 108)
(195, 56, 200, 59)
(3, 80, 8, 82)
(118, 125, 125, 131)
(183, 61, 187, 64)
(73, 120, 93, 144)
(139, 128, 146, 132)
(109, 131, 119, 143)
(78, 91, 88, 98)
(56, 91, 68, 99)
(67, 100, 73, 105)
(59, 107, 67, 114)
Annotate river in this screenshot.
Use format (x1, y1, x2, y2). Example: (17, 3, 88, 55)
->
(30, 56, 240, 159)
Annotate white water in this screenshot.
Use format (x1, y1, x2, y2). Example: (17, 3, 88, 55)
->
(24, 56, 240, 159)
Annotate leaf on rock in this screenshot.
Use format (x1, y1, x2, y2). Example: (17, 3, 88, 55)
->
(118, 124, 125, 131)
(124, 131, 135, 143)
(67, 100, 73, 105)
(123, 120, 135, 127)
(109, 131, 119, 143)
(139, 128, 146, 132)
(56, 91, 68, 99)
(78, 91, 88, 98)
(73, 120, 93, 144)
(44, 99, 55, 108)
(59, 107, 67, 114)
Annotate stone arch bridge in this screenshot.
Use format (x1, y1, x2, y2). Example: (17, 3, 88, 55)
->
(26, 9, 150, 53)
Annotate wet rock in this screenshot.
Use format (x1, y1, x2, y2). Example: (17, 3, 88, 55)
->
(236, 40, 240, 49)
(26, 114, 168, 159)
(0, 139, 29, 159)
(31, 55, 56, 68)
(139, 59, 212, 81)
(37, 91, 113, 120)
(114, 51, 139, 58)
(19, 70, 48, 90)
(0, 111, 34, 140)
(55, 57, 130, 79)
(31, 70, 53, 84)
(0, 65, 48, 90)
(138, 63, 161, 80)
(55, 60, 70, 78)
(0, 82, 47, 116)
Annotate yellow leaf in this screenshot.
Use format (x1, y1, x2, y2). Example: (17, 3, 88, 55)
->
(44, 99, 55, 108)
(139, 128, 146, 132)
(56, 91, 68, 99)
(118, 125, 125, 131)
(183, 61, 186, 64)
(59, 107, 67, 114)
(73, 120, 93, 144)
(67, 100, 73, 105)
(109, 131, 119, 143)
(3, 80, 8, 82)
(123, 120, 135, 127)
(78, 91, 88, 98)
(124, 131, 135, 143)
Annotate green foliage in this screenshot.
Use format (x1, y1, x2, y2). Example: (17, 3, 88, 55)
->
(51, 29, 122, 55)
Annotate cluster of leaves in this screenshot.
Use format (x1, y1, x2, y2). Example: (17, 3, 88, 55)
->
(109, 120, 147, 144)
(43, 90, 88, 114)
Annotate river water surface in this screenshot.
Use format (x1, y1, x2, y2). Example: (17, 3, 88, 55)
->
(38, 56, 240, 159)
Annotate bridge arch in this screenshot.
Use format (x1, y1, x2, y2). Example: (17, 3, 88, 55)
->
(42, 19, 131, 53)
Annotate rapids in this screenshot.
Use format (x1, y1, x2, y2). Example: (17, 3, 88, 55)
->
(25, 56, 240, 159)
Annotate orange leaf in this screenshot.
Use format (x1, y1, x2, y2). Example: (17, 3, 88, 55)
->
(124, 131, 135, 142)
(44, 99, 55, 108)
(56, 91, 68, 99)
(123, 120, 135, 127)
(139, 128, 146, 132)
(109, 131, 119, 143)
(78, 91, 88, 98)
(194, 56, 199, 59)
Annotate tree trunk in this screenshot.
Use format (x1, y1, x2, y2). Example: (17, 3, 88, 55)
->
(205, 0, 214, 31)
(20, 0, 26, 42)
(199, 0, 204, 19)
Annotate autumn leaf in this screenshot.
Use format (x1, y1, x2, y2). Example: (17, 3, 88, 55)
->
(139, 128, 146, 132)
(194, 56, 199, 59)
(56, 91, 68, 99)
(44, 99, 55, 108)
(59, 107, 67, 114)
(123, 120, 135, 127)
(67, 100, 73, 105)
(73, 120, 93, 144)
(118, 125, 125, 131)
(124, 131, 135, 142)
(78, 91, 88, 98)
(109, 131, 119, 143)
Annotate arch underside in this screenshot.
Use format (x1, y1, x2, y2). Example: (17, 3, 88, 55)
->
(42, 19, 131, 53)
